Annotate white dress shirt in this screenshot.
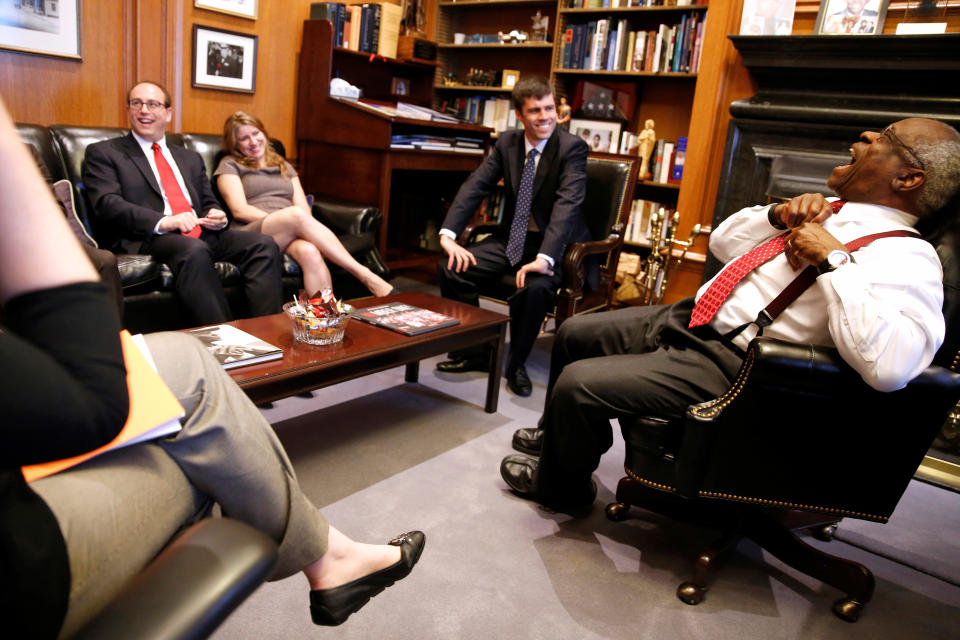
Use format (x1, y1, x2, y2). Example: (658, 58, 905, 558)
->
(131, 131, 195, 234)
(699, 201, 944, 391)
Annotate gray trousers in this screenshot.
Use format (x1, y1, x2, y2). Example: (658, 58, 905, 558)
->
(32, 332, 328, 638)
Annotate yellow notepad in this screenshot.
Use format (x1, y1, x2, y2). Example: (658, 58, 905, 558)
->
(23, 331, 185, 483)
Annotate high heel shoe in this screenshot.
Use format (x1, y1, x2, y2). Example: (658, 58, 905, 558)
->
(309, 531, 425, 626)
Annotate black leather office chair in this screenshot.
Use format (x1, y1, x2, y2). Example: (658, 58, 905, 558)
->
(76, 518, 278, 640)
(460, 155, 637, 328)
(605, 222, 960, 622)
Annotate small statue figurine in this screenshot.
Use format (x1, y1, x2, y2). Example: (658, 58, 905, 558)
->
(557, 96, 572, 130)
(637, 119, 656, 180)
(531, 10, 549, 42)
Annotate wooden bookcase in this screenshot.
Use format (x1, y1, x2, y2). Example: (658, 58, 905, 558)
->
(434, 0, 557, 103)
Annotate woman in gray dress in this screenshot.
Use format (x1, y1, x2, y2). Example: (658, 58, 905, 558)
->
(216, 111, 393, 298)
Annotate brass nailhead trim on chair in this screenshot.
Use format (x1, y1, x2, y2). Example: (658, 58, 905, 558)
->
(624, 466, 677, 492)
(696, 490, 889, 522)
(689, 350, 758, 419)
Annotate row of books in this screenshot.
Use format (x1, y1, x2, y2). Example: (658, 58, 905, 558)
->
(478, 188, 507, 224)
(390, 133, 486, 154)
(639, 136, 686, 184)
(310, 1, 402, 59)
(560, 10, 706, 74)
(624, 200, 676, 245)
(565, 0, 703, 7)
(440, 96, 522, 136)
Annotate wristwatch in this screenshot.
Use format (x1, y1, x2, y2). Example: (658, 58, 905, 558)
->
(817, 250, 854, 275)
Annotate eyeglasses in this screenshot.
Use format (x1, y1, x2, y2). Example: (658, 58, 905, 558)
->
(880, 125, 925, 171)
(127, 99, 167, 111)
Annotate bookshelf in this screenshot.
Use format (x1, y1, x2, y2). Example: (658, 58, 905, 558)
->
(434, 0, 557, 126)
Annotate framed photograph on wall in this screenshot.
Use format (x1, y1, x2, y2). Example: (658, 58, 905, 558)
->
(815, 0, 889, 35)
(569, 119, 622, 155)
(0, 0, 82, 59)
(195, 0, 258, 20)
(192, 25, 258, 94)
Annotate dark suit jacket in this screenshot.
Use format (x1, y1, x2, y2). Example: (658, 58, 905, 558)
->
(83, 133, 220, 254)
(440, 127, 590, 265)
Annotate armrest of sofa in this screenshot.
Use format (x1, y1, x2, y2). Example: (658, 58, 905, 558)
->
(75, 518, 278, 640)
(311, 196, 381, 237)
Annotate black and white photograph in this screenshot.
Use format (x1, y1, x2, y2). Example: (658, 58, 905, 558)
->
(195, 0, 257, 20)
(0, 0, 81, 58)
(739, 0, 796, 35)
(192, 24, 258, 94)
(569, 118, 621, 154)
(815, 0, 890, 35)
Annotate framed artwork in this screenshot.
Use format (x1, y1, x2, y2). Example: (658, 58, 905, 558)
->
(192, 24, 258, 94)
(194, 0, 258, 20)
(0, 0, 82, 59)
(569, 119, 622, 155)
(739, 0, 796, 36)
(391, 77, 410, 97)
(501, 69, 520, 89)
(815, 0, 890, 35)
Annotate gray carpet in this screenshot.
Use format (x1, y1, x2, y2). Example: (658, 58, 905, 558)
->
(211, 296, 960, 639)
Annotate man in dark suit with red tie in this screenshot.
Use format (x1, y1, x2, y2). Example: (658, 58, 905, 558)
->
(83, 81, 282, 325)
(500, 117, 960, 512)
(436, 75, 590, 397)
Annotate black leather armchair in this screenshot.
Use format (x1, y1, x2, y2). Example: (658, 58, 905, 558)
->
(460, 155, 637, 328)
(606, 223, 960, 621)
(76, 518, 277, 640)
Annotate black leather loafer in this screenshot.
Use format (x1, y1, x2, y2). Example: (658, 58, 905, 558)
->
(500, 454, 597, 513)
(310, 531, 426, 626)
(505, 365, 532, 396)
(436, 355, 489, 373)
(512, 427, 543, 455)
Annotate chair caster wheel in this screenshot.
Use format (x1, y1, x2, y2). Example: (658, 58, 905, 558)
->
(811, 523, 839, 541)
(833, 598, 863, 622)
(677, 582, 706, 605)
(605, 502, 629, 521)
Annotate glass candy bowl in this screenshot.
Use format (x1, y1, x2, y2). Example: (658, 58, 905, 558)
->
(283, 301, 352, 345)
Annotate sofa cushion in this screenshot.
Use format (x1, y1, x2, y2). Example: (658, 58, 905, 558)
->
(52, 179, 97, 248)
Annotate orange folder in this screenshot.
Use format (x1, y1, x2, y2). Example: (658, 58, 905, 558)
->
(22, 331, 185, 483)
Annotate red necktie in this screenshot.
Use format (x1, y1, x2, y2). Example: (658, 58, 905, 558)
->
(688, 200, 846, 328)
(152, 142, 201, 238)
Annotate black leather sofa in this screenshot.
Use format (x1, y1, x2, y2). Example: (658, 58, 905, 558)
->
(16, 123, 389, 333)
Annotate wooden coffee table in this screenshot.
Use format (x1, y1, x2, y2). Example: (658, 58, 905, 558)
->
(223, 292, 509, 413)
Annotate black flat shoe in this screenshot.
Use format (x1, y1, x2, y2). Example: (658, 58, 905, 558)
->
(506, 365, 532, 396)
(310, 531, 425, 626)
(436, 355, 489, 373)
(512, 427, 543, 455)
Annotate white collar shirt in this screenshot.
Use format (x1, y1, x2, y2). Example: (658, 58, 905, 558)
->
(699, 200, 944, 391)
(131, 131, 195, 217)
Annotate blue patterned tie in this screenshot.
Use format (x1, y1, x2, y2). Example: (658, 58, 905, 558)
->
(506, 148, 539, 266)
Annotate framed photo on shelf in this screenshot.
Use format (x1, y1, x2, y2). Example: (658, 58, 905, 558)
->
(501, 69, 520, 89)
(815, 0, 889, 35)
(569, 119, 621, 155)
(739, 0, 795, 35)
(391, 77, 411, 97)
(194, 0, 258, 20)
(0, 0, 82, 59)
(192, 25, 258, 94)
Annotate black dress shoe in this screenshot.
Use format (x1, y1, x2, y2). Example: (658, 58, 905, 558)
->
(512, 427, 543, 455)
(310, 531, 426, 626)
(436, 355, 489, 373)
(500, 454, 596, 513)
(505, 365, 532, 396)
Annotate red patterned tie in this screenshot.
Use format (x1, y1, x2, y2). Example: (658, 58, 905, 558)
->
(152, 142, 201, 238)
(688, 200, 846, 328)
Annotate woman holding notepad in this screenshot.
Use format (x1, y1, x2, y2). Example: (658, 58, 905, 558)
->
(0, 98, 423, 636)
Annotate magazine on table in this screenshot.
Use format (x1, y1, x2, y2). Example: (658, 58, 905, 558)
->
(186, 324, 283, 369)
(353, 301, 460, 336)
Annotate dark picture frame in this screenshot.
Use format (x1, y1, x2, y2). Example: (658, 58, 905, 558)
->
(191, 24, 258, 94)
(815, 0, 890, 35)
(0, 0, 82, 59)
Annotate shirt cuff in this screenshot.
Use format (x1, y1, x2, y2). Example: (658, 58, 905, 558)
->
(537, 253, 554, 268)
(439, 228, 456, 240)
